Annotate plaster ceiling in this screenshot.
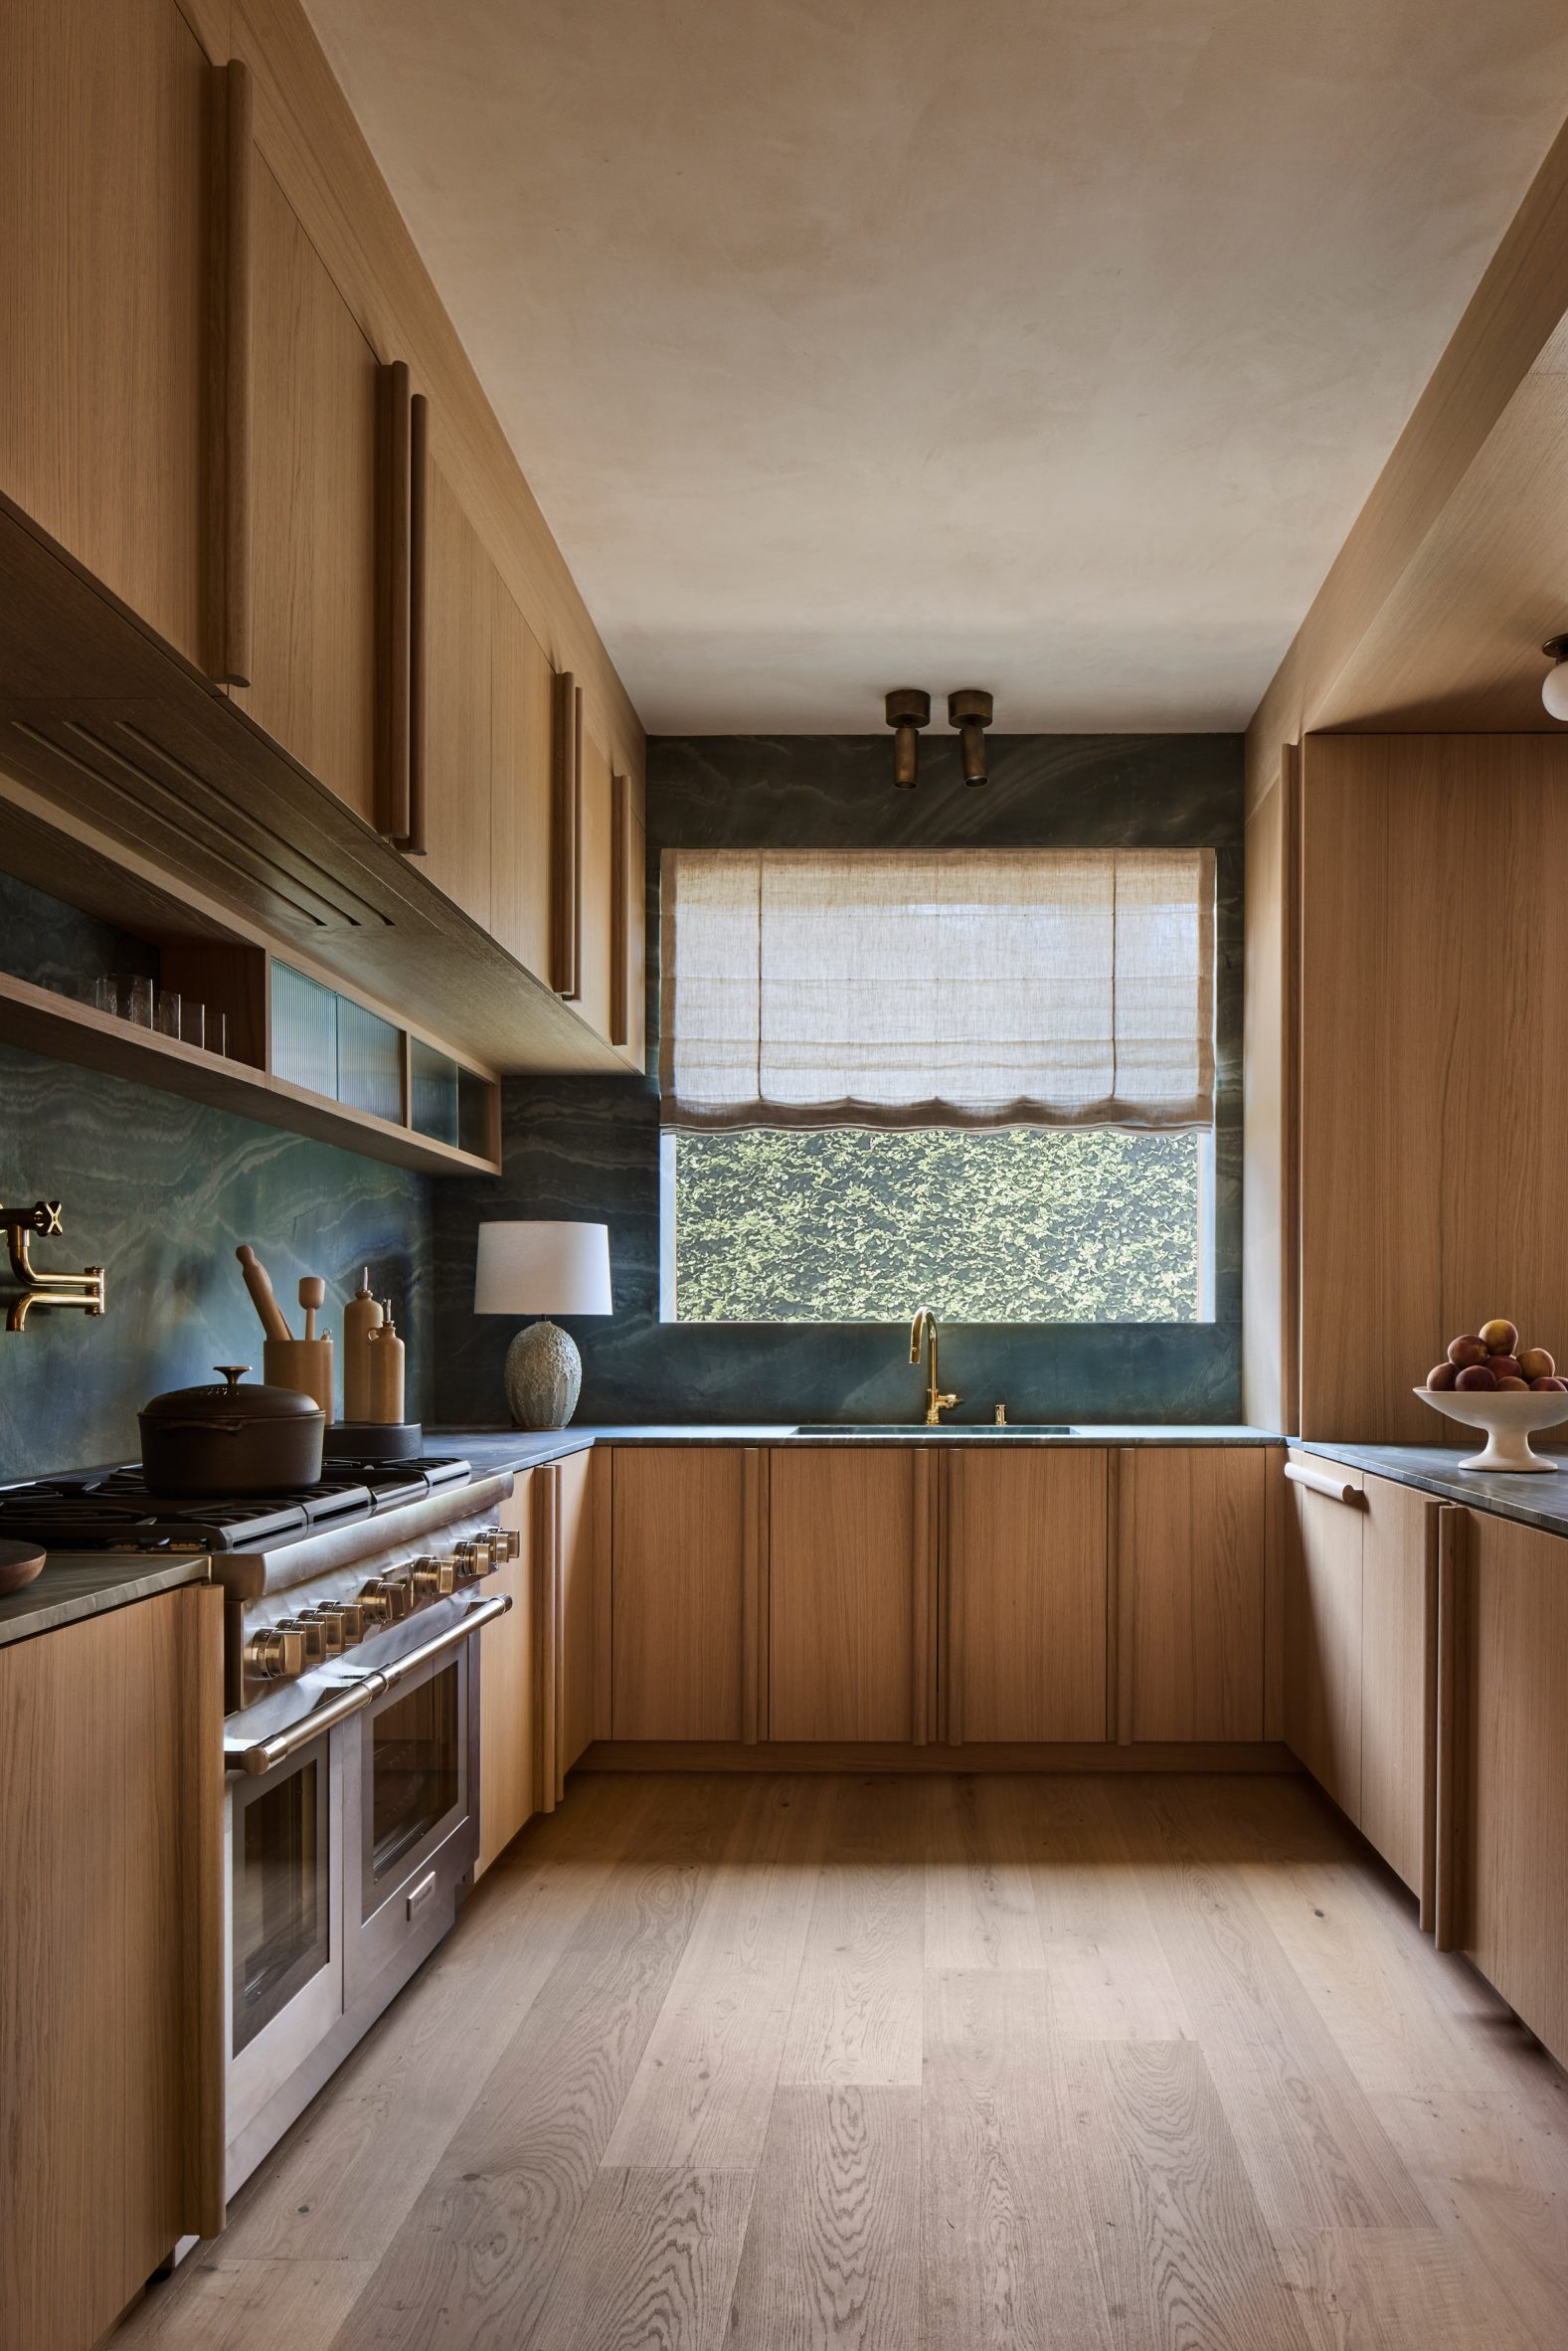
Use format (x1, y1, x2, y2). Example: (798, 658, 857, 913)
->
(303, 0, 1568, 735)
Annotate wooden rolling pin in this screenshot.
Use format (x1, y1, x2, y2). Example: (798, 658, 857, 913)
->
(236, 1244, 291, 1343)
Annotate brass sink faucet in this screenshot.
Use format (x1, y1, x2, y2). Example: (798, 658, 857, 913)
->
(910, 1306, 959, 1426)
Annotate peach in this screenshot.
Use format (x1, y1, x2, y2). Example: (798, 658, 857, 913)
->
(1480, 1318, 1519, 1355)
(1519, 1347, 1557, 1381)
(1495, 1376, 1530, 1391)
(1426, 1362, 1458, 1390)
(1455, 1364, 1498, 1390)
(1448, 1336, 1488, 1367)
(1532, 1375, 1568, 1392)
(1486, 1356, 1523, 1381)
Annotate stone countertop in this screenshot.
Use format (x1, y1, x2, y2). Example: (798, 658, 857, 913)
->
(434, 1423, 1283, 1474)
(1299, 1439, 1568, 1539)
(0, 1551, 211, 1651)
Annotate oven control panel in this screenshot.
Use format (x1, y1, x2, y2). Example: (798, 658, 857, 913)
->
(239, 1523, 520, 1692)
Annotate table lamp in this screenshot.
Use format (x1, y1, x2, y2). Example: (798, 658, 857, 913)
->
(474, 1221, 612, 1428)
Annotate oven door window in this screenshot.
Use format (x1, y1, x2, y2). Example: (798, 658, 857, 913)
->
(365, 1659, 464, 1907)
(232, 1748, 331, 2055)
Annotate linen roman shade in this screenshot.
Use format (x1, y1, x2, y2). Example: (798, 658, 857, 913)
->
(659, 846, 1215, 1132)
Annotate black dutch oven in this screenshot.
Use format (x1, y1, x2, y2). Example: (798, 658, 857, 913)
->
(139, 1363, 324, 1495)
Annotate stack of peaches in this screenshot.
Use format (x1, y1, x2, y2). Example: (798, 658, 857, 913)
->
(1426, 1318, 1566, 1394)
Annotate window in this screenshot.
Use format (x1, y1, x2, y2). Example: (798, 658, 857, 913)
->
(660, 847, 1216, 1325)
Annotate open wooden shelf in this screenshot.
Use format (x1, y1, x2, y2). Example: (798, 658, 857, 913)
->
(0, 969, 501, 1177)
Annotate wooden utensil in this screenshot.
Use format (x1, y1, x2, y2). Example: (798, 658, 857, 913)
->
(236, 1244, 291, 1343)
(298, 1275, 325, 1340)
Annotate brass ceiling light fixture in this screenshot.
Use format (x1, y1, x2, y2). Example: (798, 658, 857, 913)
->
(1543, 634, 1568, 720)
(949, 688, 993, 786)
(885, 689, 931, 788)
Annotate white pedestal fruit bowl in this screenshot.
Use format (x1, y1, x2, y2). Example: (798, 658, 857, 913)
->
(1414, 1385, 1568, 1473)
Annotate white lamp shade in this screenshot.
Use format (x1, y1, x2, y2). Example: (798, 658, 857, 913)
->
(1544, 660, 1568, 722)
(474, 1221, 612, 1317)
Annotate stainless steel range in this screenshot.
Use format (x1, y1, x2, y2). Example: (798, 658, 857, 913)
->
(0, 1454, 517, 2196)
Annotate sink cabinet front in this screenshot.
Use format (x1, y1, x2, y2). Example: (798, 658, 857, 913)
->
(769, 1448, 935, 1742)
(944, 1446, 1109, 1740)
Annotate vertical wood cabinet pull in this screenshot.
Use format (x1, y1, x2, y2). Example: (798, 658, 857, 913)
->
(551, 673, 583, 997)
(1419, 1498, 1441, 1934)
(210, 60, 252, 686)
(1433, 1504, 1466, 1952)
(610, 770, 631, 1045)
(945, 1450, 962, 1747)
(376, 360, 413, 842)
(404, 391, 429, 854)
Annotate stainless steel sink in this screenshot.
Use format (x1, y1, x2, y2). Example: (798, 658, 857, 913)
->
(789, 1422, 1078, 1436)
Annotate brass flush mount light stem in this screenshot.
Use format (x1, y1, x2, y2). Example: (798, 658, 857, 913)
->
(949, 688, 993, 786)
(885, 688, 931, 788)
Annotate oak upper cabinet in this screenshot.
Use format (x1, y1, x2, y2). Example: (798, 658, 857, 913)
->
(1285, 1453, 1364, 1814)
(420, 445, 497, 929)
(610, 1447, 761, 1740)
(1, 1588, 223, 2351)
(237, 145, 381, 825)
(1460, 1509, 1568, 2067)
(1358, 1471, 1436, 1899)
(0, 0, 210, 666)
(490, 577, 556, 982)
(1120, 1448, 1266, 1742)
(945, 1447, 1108, 1742)
(477, 1468, 538, 1876)
(770, 1448, 933, 1741)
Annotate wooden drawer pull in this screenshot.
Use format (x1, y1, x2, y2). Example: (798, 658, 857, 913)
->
(1285, 1462, 1364, 1506)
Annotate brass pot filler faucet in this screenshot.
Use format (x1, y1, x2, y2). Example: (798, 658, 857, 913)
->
(2, 1200, 106, 1333)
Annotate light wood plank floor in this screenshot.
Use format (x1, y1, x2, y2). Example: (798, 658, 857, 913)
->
(115, 1772, 1568, 2350)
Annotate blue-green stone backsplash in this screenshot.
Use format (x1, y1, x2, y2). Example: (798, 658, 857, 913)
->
(0, 874, 429, 1480)
(432, 733, 1246, 1427)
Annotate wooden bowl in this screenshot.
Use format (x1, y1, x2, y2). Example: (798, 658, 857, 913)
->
(0, 1538, 47, 1594)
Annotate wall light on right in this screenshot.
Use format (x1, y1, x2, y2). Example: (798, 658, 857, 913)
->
(1541, 633, 1568, 719)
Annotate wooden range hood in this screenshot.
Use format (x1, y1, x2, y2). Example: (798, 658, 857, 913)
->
(0, 490, 624, 1077)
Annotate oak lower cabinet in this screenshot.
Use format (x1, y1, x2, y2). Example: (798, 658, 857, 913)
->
(1, 1587, 224, 2351)
(237, 144, 381, 825)
(476, 1468, 538, 1875)
(0, 0, 210, 669)
(610, 1447, 762, 1740)
(553, 1448, 608, 1784)
(945, 1446, 1108, 1741)
(1119, 1447, 1267, 1741)
(1285, 1455, 1437, 1905)
(1459, 1509, 1568, 2066)
(1358, 1471, 1437, 1898)
(769, 1447, 934, 1741)
(1285, 1453, 1365, 1815)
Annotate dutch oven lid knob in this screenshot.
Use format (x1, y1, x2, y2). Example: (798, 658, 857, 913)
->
(215, 1364, 251, 1390)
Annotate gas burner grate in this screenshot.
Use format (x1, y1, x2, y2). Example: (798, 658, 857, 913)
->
(0, 1456, 471, 1553)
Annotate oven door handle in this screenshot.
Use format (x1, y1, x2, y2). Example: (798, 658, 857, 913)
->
(373, 1591, 511, 1695)
(225, 1593, 512, 1776)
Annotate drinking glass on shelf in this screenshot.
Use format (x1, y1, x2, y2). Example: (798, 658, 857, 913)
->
(180, 999, 205, 1050)
(92, 975, 120, 1016)
(127, 976, 154, 1027)
(154, 989, 181, 1038)
(214, 1009, 229, 1058)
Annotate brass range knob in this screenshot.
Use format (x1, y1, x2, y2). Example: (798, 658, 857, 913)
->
(410, 1553, 458, 1598)
(244, 1623, 307, 1682)
(491, 1525, 522, 1561)
(358, 1573, 412, 1624)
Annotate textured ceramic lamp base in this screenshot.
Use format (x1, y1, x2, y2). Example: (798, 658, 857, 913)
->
(504, 1320, 583, 1429)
